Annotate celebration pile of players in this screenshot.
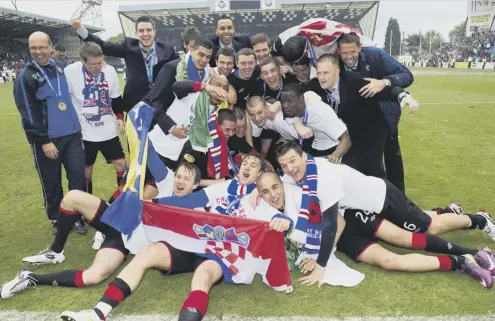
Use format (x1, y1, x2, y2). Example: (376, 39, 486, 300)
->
(2, 15, 495, 321)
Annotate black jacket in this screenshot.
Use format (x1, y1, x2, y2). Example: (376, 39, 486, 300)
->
(143, 59, 181, 134)
(308, 72, 404, 142)
(82, 33, 177, 112)
(207, 34, 251, 67)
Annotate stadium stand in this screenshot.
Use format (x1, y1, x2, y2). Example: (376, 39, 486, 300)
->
(0, 6, 103, 73)
(117, 0, 379, 51)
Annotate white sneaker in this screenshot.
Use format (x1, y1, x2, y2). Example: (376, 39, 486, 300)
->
(0, 270, 36, 299)
(60, 310, 101, 321)
(477, 211, 495, 242)
(92, 231, 105, 251)
(22, 247, 65, 265)
(447, 201, 464, 215)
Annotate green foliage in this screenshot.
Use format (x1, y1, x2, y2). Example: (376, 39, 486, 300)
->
(383, 18, 401, 56)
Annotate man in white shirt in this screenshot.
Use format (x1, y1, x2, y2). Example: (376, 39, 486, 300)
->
(1, 163, 201, 300)
(64, 42, 127, 195)
(276, 142, 495, 284)
(280, 83, 351, 162)
(256, 171, 495, 288)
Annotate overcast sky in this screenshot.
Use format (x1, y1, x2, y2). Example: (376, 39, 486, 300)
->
(0, 0, 469, 46)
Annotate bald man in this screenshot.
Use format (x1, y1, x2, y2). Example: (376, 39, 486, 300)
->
(13, 31, 87, 235)
(145, 75, 229, 192)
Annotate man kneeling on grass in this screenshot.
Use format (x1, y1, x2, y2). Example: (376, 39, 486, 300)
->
(0, 162, 201, 299)
(58, 153, 293, 321)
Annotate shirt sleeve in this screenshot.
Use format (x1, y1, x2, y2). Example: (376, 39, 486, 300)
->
(310, 103, 347, 141)
(316, 203, 339, 268)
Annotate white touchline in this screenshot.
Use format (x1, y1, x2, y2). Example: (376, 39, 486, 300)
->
(0, 312, 494, 321)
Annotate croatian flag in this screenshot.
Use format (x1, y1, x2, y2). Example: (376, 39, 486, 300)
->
(102, 102, 292, 293)
(140, 202, 292, 292)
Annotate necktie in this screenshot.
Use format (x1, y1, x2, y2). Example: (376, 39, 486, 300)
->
(198, 69, 204, 80)
(143, 48, 154, 66)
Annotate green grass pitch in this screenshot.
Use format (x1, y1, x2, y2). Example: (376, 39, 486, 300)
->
(0, 69, 495, 318)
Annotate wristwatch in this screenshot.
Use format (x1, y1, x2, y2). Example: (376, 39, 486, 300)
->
(384, 79, 391, 86)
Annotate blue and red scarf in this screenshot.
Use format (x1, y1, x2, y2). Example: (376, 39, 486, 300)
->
(82, 66, 110, 120)
(291, 154, 322, 257)
(215, 178, 256, 215)
(207, 110, 239, 179)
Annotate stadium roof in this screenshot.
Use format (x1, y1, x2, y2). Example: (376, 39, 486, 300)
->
(0, 6, 104, 39)
(118, 0, 378, 38)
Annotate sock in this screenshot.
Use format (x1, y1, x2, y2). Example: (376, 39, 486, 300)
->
(30, 270, 85, 287)
(108, 188, 122, 204)
(466, 214, 487, 230)
(411, 233, 477, 256)
(437, 255, 465, 271)
(180, 290, 209, 319)
(116, 170, 125, 186)
(86, 179, 93, 194)
(50, 206, 79, 253)
(93, 278, 132, 320)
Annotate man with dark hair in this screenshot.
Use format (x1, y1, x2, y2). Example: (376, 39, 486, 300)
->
(281, 83, 351, 161)
(182, 26, 200, 53)
(290, 55, 315, 89)
(1, 163, 201, 299)
(275, 141, 495, 287)
(250, 57, 298, 102)
(207, 15, 251, 67)
(145, 36, 213, 140)
(227, 48, 259, 109)
(213, 47, 235, 76)
(14, 31, 86, 235)
(69, 16, 177, 112)
(337, 33, 414, 193)
(251, 33, 272, 61)
(53, 43, 68, 66)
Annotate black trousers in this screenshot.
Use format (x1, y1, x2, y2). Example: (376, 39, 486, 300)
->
(30, 132, 86, 221)
(384, 129, 405, 193)
(342, 122, 388, 180)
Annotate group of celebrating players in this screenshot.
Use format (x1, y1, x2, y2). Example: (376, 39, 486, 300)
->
(2, 13, 495, 321)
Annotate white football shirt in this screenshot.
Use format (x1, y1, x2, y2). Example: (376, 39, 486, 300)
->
(64, 61, 121, 142)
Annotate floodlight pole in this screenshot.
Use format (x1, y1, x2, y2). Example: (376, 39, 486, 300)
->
(72, 0, 104, 28)
(10, 0, 18, 10)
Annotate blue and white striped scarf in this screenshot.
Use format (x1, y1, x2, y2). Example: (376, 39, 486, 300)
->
(215, 178, 256, 215)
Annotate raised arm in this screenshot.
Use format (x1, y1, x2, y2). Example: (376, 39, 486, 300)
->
(69, 19, 126, 58)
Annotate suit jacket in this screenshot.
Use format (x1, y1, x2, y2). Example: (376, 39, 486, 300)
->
(307, 72, 403, 143)
(207, 34, 252, 67)
(143, 59, 181, 134)
(339, 47, 414, 133)
(83, 33, 177, 112)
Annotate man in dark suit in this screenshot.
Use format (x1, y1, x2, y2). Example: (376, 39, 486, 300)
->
(69, 16, 177, 113)
(144, 37, 214, 139)
(337, 33, 414, 193)
(207, 15, 251, 68)
(308, 54, 418, 179)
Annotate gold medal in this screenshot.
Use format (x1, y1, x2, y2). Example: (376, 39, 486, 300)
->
(58, 101, 67, 111)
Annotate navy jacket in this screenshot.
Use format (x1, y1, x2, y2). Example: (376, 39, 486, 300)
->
(82, 32, 177, 112)
(340, 47, 414, 133)
(13, 59, 80, 144)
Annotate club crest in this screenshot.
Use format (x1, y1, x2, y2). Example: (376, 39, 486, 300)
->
(193, 224, 250, 247)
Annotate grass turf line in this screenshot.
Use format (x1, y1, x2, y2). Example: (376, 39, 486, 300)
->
(0, 73, 495, 317)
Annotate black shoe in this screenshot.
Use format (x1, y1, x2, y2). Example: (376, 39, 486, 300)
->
(51, 220, 58, 236)
(178, 308, 203, 321)
(73, 218, 87, 234)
